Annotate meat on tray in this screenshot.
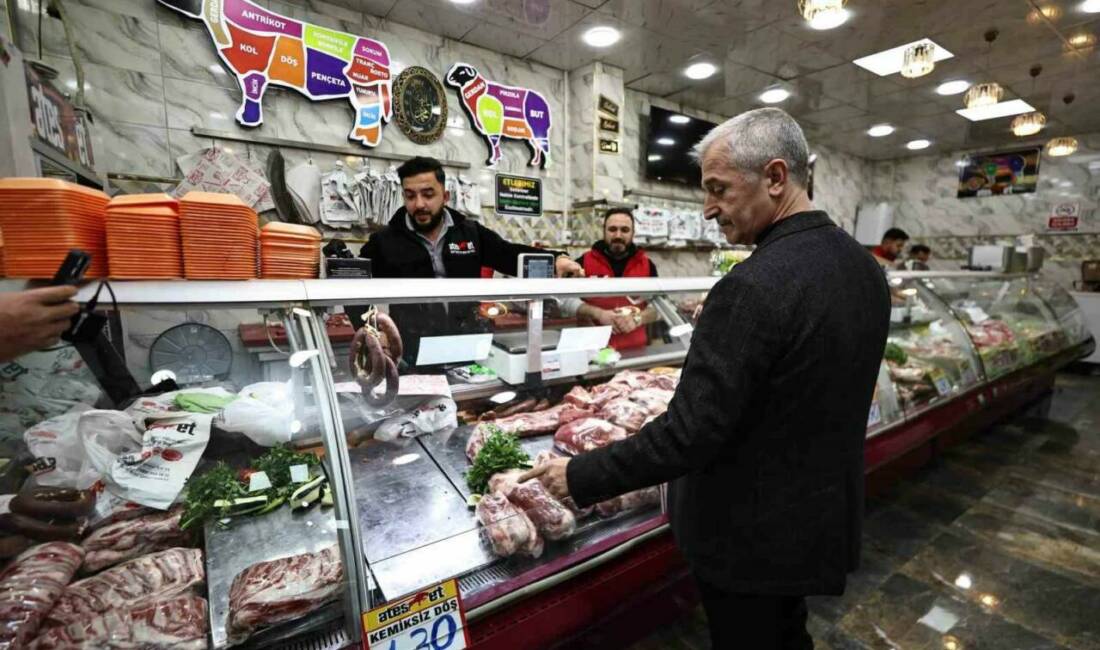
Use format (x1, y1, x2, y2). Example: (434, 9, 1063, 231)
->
(0, 542, 84, 649)
(599, 398, 651, 432)
(507, 480, 576, 541)
(589, 384, 630, 410)
(628, 388, 674, 415)
(563, 385, 595, 409)
(475, 492, 543, 558)
(532, 451, 592, 517)
(228, 545, 344, 643)
(80, 507, 189, 574)
(595, 487, 661, 518)
(46, 547, 204, 629)
(487, 469, 525, 496)
(31, 594, 208, 650)
(554, 418, 629, 456)
(488, 403, 594, 437)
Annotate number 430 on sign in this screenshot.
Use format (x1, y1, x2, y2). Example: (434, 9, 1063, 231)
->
(363, 578, 471, 650)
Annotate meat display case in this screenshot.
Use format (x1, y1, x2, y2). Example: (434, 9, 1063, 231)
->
(0, 271, 1093, 650)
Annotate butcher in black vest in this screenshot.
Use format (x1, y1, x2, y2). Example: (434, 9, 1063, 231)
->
(359, 157, 583, 366)
(522, 108, 890, 648)
(560, 209, 659, 351)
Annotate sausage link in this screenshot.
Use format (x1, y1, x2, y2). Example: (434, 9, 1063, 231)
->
(364, 357, 400, 408)
(496, 398, 537, 417)
(10, 487, 95, 520)
(351, 327, 385, 391)
(374, 313, 403, 362)
(0, 512, 85, 542)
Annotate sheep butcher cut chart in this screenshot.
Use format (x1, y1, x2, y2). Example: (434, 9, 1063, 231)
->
(446, 63, 552, 167)
(157, 0, 393, 147)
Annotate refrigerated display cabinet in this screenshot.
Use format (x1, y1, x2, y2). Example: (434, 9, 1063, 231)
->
(0, 271, 1092, 650)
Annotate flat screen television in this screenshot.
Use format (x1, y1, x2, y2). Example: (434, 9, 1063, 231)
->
(956, 147, 1041, 198)
(644, 106, 717, 186)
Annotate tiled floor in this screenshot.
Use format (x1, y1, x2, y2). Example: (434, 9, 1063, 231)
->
(627, 371, 1100, 650)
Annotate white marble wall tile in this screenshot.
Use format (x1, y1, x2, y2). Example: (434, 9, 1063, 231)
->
(265, 0, 364, 34)
(0, 0, 9, 43)
(158, 22, 239, 90)
(164, 77, 271, 132)
(810, 145, 872, 233)
(16, 4, 162, 74)
(79, 63, 167, 127)
(92, 120, 172, 177)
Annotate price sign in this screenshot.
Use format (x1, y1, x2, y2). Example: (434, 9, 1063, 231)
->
(363, 579, 470, 650)
(867, 401, 882, 427)
(930, 370, 952, 396)
(23, 61, 95, 168)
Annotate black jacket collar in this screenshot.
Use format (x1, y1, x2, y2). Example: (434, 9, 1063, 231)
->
(755, 210, 834, 248)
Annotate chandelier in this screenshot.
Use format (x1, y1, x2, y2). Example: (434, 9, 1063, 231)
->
(1011, 112, 1046, 136)
(901, 42, 936, 78)
(964, 82, 1003, 108)
(1046, 136, 1078, 156)
(798, 0, 848, 29)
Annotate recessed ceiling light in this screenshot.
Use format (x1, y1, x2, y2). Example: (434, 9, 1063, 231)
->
(449, 0, 476, 4)
(853, 38, 954, 77)
(656, 137, 676, 146)
(759, 88, 791, 103)
(1080, 0, 1100, 13)
(683, 62, 717, 80)
(582, 26, 621, 48)
(809, 8, 850, 30)
(936, 80, 971, 95)
(867, 124, 895, 137)
(668, 115, 691, 124)
(956, 99, 1036, 122)
(906, 139, 931, 150)
(648, 154, 662, 161)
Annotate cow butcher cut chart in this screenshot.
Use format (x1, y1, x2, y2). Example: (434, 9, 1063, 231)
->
(158, 0, 392, 147)
(446, 62, 552, 168)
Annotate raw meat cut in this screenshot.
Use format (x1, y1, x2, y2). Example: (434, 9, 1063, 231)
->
(475, 492, 543, 558)
(647, 372, 679, 392)
(487, 403, 594, 437)
(562, 385, 594, 408)
(0, 542, 84, 649)
(487, 469, 525, 496)
(31, 594, 208, 650)
(80, 508, 189, 573)
(553, 418, 628, 456)
(595, 487, 661, 517)
(598, 398, 651, 432)
(607, 370, 653, 390)
(465, 423, 491, 462)
(628, 388, 674, 415)
(46, 548, 204, 629)
(228, 545, 344, 643)
(507, 480, 575, 541)
(588, 383, 629, 409)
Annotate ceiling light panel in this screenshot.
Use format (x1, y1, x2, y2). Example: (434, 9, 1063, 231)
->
(853, 39, 954, 77)
(955, 99, 1036, 122)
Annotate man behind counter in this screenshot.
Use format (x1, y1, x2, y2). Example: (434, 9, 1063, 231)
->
(560, 208, 660, 351)
(358, 156, 583, 365)
(871, 227, 909, 267)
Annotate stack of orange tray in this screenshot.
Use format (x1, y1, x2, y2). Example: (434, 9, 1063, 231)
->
(178, 191, 258, 280)
(260, 222, 322, 278)
(106, 193, 182, 279)
(0, 178, 108, 278)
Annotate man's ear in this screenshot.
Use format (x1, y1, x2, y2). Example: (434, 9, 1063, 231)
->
(764, 159, 788, 197)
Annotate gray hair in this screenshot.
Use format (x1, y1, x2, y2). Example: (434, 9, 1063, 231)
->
(691, 108, 810, 187)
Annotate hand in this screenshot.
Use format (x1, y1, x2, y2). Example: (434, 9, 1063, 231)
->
(555, 256, 585, 278)
(0, 286, 80, 362)
(611, 313, 639, 335)
(592, 308, 616, 329)
(519, 457, 571, 500)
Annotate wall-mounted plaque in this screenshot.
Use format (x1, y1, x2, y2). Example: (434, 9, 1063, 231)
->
(598, 138, 619, 155)
(393, 66, 447, 144)
(598, 94, 619, 117)
(599, 116, 619, 133)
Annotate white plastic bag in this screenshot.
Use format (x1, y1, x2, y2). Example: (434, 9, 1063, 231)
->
(219, 382, 297, 447)
(124, 387, 236, 427)
(22, 405, 100, 489)
(82, 410, 211, 510)
(374, 397, 457, 442)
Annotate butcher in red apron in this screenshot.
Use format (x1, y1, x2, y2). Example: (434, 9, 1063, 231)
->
(566, 209, 659, 351)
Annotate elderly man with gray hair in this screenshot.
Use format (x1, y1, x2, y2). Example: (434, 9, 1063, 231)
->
(522, 108, 890, 647)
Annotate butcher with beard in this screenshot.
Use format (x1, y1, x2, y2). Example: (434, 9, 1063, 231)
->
(558, 208, 660, 350)
(359, 157, 583, 367)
